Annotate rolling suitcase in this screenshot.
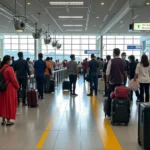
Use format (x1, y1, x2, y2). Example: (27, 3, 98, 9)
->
(111, 99, 130, 126)
(98, 78, 105, 92)
(138, 103, 150, 149)
(27, 89, 38, 107)
(44, 75, 51, 93)
(62, 80, 70, 90)
(49, 80, 55, 93)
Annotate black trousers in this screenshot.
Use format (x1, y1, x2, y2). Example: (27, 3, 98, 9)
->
(69, 74, 77, 94)
(107, 84, 122, 116)
(131, 90, 140, 101)
(17, 76, 27, 104)
(104, 75, 108, 96)
(36, 76, 44, 97)
(83, 69, 87, 81)
(140, 83, 149, 102)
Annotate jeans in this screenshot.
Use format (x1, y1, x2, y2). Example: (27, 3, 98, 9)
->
(107, 84, 122, 116)
(17, 76, 27, 104)
(69, 74, 77, 94)
(36, 76, 44, 97)
(140, 83, 149, 102)
(89, 75, 98, 95)
(83, 69, 87, 81)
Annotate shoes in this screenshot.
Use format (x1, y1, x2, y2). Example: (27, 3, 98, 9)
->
(72, 93, 78, 96)
(87, 94, 93, 96)
(22, 103, 27, 106)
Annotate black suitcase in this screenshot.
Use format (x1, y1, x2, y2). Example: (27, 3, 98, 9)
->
(44, 75, 51, 93)
(49, 80, 55, 93)
(62, 81, 70, 90)
(111, 99, 130, 126)
(138, 103, 150, 149)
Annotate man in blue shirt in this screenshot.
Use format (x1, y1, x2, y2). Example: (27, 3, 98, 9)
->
(34, 53, 46, 99)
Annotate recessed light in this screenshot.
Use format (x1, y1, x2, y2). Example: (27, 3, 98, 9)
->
(66, 29, 82, 32)
(63, 24, 83, 27)
(58, 16, 83, 19)
(94, 25, 96, 27)
(27, 2, 31, 5)
(96, 17, 99, 19)
(146, 2, 150, 6)
(49, 2, 84, 6)
(101, 2, 104, 5)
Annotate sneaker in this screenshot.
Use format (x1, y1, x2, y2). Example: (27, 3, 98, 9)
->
(87, 94, 93, 96)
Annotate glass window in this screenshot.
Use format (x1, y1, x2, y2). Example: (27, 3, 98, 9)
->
(89, 45, 96, 50)
(28, 44, 34, 49)
(115, 45, 124, 50)
(4, 44, 11, 49)
(80, 51, 88, 55)
(4, 39, 11, 43)
(81, 36, 88, 39)
(72, 36, 80, 39)
(89, 39, 96, 44)
(72, 51, 80, 55)
(125, 40, 133, 44)
(20, 44, 27, 49)
(72, 39, 80, 44)
(81, 39, 88, 44)
(42, 45, 47, 50)
(20, 35, 27, 38)
(64, 50, 71, 55)
(64, 36, 71, 39)
(4, 35, 11, 38)
(12, 39, 19, 44)
(56, 50, 63, 54)
(20, 39, 27, 43)
(43, 50, 48, 55)
(64, 39, 71, 44)
(81, 45, 88, 50)
(12, 44, 18, 49)
(28, 35, 33, 38)
(64, 45, 71, 49)
(103, 39, 106, 44)
(89, 36, 96, 39)
(133, 51, 140, 55)
(125, 36, 133, 39)
(107, 39, 115, 44)
(103, 51, 107, 55)
(28, 50, 34, 55)
(72, 45, 80, 50)
(106, 51, 113, 55)
(125, 51, 133, 55)
(11, 35, 18, 38)
(134, 40, 140, 44)
(28, 39, 34, 44)
(116, 39, 124, 44)
(107, 45, 115, 50)
(107, 36, 115, 39)
(116, 36, 124, 38)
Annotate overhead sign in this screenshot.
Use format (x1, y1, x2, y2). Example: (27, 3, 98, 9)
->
(134, 23, 150, 31)
(84, 50, 99, 54)
(127, 45, 142, 50)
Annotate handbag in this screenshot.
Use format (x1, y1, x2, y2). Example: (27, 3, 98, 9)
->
(128, 79, 140, 91)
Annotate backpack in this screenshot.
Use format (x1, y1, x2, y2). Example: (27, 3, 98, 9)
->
(0, 66, 9, 92)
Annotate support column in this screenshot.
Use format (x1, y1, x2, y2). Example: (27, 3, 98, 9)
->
(96, 36, 103, 57)
(0, 39, 4, 58)
(34, 39, 38, 60)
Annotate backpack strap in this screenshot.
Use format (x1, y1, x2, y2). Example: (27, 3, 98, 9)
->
(1, 66, 10, 73)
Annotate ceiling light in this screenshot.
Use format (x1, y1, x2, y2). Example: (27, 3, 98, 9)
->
(63, 24, 83, 27)
(120, 21, 123, 23)
(66, 29, 82, 31)
(96, 17, 99, 19)
(59, 16, 83, 19)
(146, 2, 150, 5)
(101, 2, 104, 5)
(27, 2, 31, 5)
(49, 1, 84, 5)
(94, 25, 96, 27)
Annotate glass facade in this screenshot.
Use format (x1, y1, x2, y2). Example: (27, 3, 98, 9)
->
(102, 36, 141, 60)
(4, 35, 96, 61)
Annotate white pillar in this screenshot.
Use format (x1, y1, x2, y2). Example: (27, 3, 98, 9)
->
(0, 39, 4, 59)
(34, 39, 38, 60)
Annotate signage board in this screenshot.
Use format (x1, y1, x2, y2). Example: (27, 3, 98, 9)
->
(84, 50, 99, 54)
(134, 23, 150, 31)
(127, 45, 142, 50)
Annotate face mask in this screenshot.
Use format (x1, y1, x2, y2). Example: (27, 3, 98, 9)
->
(9, 60, 12, 65)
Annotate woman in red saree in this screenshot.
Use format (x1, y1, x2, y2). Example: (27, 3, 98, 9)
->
(0, 55, 19, 126)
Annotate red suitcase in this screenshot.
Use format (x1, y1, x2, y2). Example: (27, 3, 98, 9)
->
(27, 89, 38, 107)
(115, 86, 129, 99)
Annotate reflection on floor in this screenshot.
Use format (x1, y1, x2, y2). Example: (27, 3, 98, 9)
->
(0, 77, 142, 150)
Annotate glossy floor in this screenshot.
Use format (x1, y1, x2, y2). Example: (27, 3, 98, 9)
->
(0, 78, 142, 150)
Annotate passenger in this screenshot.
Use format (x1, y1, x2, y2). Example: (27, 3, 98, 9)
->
(67, 54, 79, 96)
(78, 61, 82, 74)
(14, 52, 30, 106)
(134, 54, 150, 102)
(82, 58, 88, 82)
(136, 59, 139, 63)
(121, 52, 129, 86)
(26, 58, 34, 75)
(10, 56, 15, 68)
(97, 57, 104, 77)
(34, 53, 46, 99)
(103, 55, 111, 97)
(128, 55, 140, 102)
(49, 57, 55, 71)
(44, 57, 52, 92)
(0, 55, 19, 126)
(87, 54, 99, 96)
(106, 48, 126, 117)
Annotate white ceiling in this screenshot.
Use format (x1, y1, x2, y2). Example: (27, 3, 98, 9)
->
(0, 0, 149, 35)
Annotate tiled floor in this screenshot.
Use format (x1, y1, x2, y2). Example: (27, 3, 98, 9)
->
(0, 77, 142, 150)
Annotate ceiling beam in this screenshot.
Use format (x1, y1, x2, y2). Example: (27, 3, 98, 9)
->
(98, 1, 131, 37)
(129, 0, 146, 7)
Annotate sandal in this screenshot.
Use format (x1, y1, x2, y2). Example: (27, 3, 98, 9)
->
(1, 121, 6, 126)
(6, 122, 14, 126)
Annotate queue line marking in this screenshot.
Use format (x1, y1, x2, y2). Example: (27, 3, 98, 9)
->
(90, 96, 122, 150)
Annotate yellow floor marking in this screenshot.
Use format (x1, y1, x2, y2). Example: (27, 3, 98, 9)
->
(36, 117, 55, 149)
(90, 96, 122, 150)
